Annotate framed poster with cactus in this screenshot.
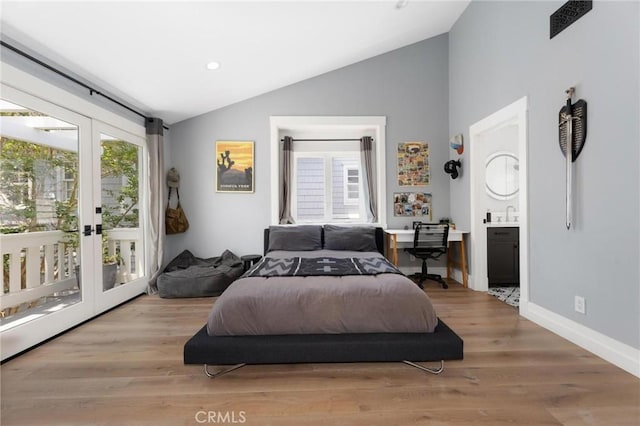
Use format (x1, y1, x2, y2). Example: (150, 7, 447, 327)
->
(215, 141, 254, 193)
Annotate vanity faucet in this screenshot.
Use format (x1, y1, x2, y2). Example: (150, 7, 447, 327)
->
(506, 205, 516, 222)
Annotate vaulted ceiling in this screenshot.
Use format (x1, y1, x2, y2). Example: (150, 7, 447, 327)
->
(1, 1, 469, 124)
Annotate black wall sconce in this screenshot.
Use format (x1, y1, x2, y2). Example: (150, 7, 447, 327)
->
(444, 159, 461, 179)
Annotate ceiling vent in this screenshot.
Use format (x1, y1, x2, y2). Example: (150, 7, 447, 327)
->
(550, 1, 593, 39)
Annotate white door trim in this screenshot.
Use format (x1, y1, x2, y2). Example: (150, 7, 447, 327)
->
(469, 97, 529, 311)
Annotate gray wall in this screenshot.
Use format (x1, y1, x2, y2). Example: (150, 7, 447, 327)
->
(449, 1, 639, 347)
(167, 35, 450, 266)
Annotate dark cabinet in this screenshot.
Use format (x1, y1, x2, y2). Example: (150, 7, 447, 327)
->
(487, 227, 519, 287)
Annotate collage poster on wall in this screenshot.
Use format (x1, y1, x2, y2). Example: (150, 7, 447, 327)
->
(393, 192, 432, 219)
(397, 141, 430, 186)
(215, 140, 254, 193)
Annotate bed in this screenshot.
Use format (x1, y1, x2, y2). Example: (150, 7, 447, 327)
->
(184, 225, 463, 377)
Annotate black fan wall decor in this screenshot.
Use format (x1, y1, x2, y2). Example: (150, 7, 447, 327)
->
(444, 160, 461, 179)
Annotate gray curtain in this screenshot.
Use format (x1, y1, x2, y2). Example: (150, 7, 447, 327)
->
(360, 136, 377, 222)
(146, 118, 165, 294)
(279, 136, 294, 224)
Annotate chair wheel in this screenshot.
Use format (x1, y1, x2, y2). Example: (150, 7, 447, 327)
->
(442, 281, 449, 289)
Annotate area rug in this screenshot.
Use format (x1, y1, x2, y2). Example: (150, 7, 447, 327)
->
(487, 287, 520, 308)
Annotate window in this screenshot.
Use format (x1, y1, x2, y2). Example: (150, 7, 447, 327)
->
(343, 165, 360, 205)
(295, 156, 325, 221)
(270, 116, 387, 227)
(62, 162, 76, 201)
(292, 149, 363, 223)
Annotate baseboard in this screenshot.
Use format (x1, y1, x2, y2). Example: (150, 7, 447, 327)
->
(449, 268, 465, 285)
(521, 301, 640, 378)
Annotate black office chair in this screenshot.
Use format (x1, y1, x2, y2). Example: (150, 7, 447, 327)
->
(405, 223, 450, 289)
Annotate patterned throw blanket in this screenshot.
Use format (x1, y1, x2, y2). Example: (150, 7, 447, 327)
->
(245, 257, 402, 277)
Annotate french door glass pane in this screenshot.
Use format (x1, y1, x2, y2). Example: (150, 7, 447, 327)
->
(0, 99, 81, 329)
(100, 133, 142, 292)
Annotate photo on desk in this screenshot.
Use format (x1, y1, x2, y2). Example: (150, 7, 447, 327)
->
(393, 192, 432, 219)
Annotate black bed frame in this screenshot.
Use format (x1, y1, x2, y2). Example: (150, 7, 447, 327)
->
(184, 226, 463, 377)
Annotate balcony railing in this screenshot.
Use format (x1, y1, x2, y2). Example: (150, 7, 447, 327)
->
(105, 227, 143, 284)
(1, 228, 142, 314)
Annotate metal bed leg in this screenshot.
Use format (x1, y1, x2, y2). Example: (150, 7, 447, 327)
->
(204, 363, 246, 379)
(402, 360, 444, 375)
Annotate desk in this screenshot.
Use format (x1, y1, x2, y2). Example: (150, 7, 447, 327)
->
(385, 228, 469, 288)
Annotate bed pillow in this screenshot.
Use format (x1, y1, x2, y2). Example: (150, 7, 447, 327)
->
(267, 225, 323, 252)
(323, 225, 378, 252)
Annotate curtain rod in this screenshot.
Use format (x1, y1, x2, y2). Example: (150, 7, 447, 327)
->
(280, 138, 373, 142)
(1, 40, 169, 130)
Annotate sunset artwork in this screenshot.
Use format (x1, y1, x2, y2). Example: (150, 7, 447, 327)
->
(215, 141, 254, 192)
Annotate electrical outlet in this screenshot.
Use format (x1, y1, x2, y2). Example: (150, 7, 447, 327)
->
(574, 296, 586, 314)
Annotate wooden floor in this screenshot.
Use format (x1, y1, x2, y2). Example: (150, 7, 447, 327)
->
(1, 280, 638, 425)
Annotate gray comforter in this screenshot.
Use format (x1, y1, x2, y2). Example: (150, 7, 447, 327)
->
(207, 250, 438, 336)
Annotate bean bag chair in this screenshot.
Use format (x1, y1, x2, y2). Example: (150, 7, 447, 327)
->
(157, 249, 244, 298)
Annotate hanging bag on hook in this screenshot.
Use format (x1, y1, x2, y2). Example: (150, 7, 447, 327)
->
(165, 168, 189, 234)
(165, 188, 189, 234)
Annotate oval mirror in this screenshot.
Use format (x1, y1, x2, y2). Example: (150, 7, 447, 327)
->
(485, 151, 519, 200)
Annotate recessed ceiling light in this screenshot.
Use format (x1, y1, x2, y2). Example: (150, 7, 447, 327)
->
(395, 0, 409, 9)
(206, 61, 221, 70)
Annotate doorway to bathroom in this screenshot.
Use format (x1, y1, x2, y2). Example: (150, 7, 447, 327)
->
(469, 97, 528, 312)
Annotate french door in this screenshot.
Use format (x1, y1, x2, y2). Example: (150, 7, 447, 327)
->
(92, 121, 147, 313)
(0, 85, 148, 360)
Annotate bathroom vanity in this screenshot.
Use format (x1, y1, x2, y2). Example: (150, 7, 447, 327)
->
(487, 226, 519, 286)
